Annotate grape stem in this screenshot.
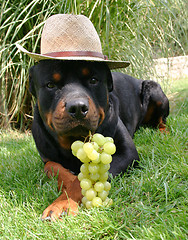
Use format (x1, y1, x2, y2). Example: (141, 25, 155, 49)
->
(83, 131, 93, 143)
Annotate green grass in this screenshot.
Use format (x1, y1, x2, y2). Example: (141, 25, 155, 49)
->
(0, 79, 187, 239)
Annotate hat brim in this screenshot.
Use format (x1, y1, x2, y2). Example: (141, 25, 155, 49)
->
(16, 43, 130, 70)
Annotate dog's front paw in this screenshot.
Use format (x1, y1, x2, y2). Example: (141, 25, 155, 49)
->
(42, 198, 79, 221)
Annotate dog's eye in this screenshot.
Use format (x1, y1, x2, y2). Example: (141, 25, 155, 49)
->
(89, 78, 99, 85)
(46, 82, 56, 89)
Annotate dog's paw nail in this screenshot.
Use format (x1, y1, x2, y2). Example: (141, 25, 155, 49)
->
(41, 216, 51, 221)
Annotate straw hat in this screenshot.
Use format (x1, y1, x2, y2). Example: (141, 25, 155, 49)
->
(16, 14, 130, 69)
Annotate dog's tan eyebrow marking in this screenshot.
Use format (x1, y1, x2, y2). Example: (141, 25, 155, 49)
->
(81, 67, 90, 77)
(52, 72, 61, 82)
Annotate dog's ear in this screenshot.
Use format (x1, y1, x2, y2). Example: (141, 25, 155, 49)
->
(29, 66, 36, 97)
(106, 68, 113, 92)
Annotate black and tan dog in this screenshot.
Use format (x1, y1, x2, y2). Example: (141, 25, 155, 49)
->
(29, 59, 169, 220)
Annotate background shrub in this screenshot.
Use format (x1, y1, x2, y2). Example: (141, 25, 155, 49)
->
(0, 0, 187, 129)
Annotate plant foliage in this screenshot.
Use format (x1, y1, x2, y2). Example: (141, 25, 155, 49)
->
(0, 0, 187, 129)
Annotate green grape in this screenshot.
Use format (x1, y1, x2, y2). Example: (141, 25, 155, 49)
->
(103, 197, 113, 206)
(84, 157, 91, 163)
(72, 150, 77, 156)
(71, 140, 84, 153)
(92, 141, 99, 151)
(91, 155, 100, 164)
(81, 196, 87, 205)
(80, 156, 90, 163)
(103, 142, 116, 155)
(88, 162, 99, 174)
(85, 188, 97, 201)
(83, 142, 94, 154)
(103, 181, 111, 191)
(92, 197, 103, 207)
(87, 149, 99, 161)
(99, 172, 109, 182)
(105, 137, 114, 143)
(90, 173, 100, 181)
(94, 181, 104, 192)
(100, 152, 112, 164)
(85, 200, 93, 209)
(98, 190, 109, 201)
(80, 163, 89, 175)
(98, 163, 110, 173)
(92, 133, 106, 146)
(77, 148, 87, 162)
(78, 172, 85, 181)
(81, 189, 86, 196)
(80, 178, 92, 190)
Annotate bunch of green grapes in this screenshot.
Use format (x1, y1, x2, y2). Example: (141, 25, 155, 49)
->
(71, 133, 115, 209)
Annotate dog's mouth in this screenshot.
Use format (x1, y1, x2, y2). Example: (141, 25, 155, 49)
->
(55, 125, 95, 150)
(62, 125, 93, 136)
(52, 118, 98, 136)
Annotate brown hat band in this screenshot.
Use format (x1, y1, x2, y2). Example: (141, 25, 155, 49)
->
(43, 50, 108, 60)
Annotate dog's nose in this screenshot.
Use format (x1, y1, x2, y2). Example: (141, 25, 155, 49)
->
(66, 99, 89, 119)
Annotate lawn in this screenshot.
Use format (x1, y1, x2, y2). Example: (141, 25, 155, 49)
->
(0, 78, 187, 239)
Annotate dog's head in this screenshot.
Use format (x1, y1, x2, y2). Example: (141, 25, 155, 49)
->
(29, 60, 113, 147)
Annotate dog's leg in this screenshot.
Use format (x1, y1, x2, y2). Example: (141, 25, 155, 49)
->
(109, 118, 140, 175)
(140, 80, 169, 132)
(42, 161, 82, 220)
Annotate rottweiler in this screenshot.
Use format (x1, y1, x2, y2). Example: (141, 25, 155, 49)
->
(29, 59, 169, 220)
